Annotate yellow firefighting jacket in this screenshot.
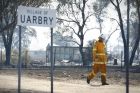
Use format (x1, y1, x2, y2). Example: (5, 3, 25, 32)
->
(92, 40, 107, 64)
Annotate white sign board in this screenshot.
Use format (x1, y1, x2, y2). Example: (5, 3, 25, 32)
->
(17, 6, 56, 27)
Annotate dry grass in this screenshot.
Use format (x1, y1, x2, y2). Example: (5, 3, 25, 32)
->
(0, 66, 140, 93)
(1, 66, 140, 85)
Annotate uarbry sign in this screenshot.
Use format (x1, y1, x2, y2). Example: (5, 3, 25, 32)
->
(17, 6, 56, 27)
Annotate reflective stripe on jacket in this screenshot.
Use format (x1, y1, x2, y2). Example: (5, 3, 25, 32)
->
(93, 40, 107, 64)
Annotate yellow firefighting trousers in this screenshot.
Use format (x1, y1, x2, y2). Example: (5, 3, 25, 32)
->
(87, 64, 107, 83)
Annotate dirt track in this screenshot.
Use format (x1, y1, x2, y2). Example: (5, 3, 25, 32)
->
(0, 68, 140, 93)
(0, 74, 140, 93)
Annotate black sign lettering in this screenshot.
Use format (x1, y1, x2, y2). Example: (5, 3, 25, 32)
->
(49, 17, 53, 25)
(33, 16, 37, 24)
(19, 15, 54, 26)
(38, 16, 42, 24)
(44, 11, 48, 15)
(20, 15, 25, 23)
(26, 16, 31, 23)
(44, 17, 48, 25)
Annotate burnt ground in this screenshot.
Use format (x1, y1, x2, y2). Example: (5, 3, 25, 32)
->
(0, 66, 140, 93)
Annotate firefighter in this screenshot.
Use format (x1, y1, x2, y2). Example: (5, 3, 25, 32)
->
(87, 34, 109, 85)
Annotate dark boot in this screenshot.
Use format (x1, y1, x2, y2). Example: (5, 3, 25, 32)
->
(102, 82, 109, 85)
(87, 77, 90, 84)
(101, 75, 109, 85)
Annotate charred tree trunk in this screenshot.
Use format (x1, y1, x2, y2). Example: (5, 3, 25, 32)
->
(130, 0, 140, 65)
(5, 45, 11, 65)
(110, 0, 128, 66)
(79, 31, 86, 66)
(2, 30, 13, 66)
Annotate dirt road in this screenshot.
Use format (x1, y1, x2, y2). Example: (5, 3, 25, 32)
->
(0, 74, 140, 93)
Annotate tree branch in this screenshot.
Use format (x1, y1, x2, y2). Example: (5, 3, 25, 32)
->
(85, 13, 95, 22)
(84, 27, 100, 35)
(119, 0, 123, 4)
(65, 25, 78, 36)
(57, 18, 80, 26)
(105, 26, 120, 44)
(110, 17, 120, 26)
(70, 3, 80, 23)
(110, 0, 117, 8)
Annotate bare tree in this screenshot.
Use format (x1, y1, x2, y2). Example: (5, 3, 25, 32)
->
(1, 1, 17, 65)
(110, 0, 140, 66)
(57, 0, 95, 66)
(129, 0, 140, 65)
(93, 0, 110, 34)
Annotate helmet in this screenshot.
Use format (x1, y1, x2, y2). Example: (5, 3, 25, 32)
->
(98, 34, 105, 40)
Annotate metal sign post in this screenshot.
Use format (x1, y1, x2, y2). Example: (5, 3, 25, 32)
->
(121, 51, 123, 71)
(126, 0, 130, 92)
(50, 28, 54, 93)
(18, 26, 22, 93)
